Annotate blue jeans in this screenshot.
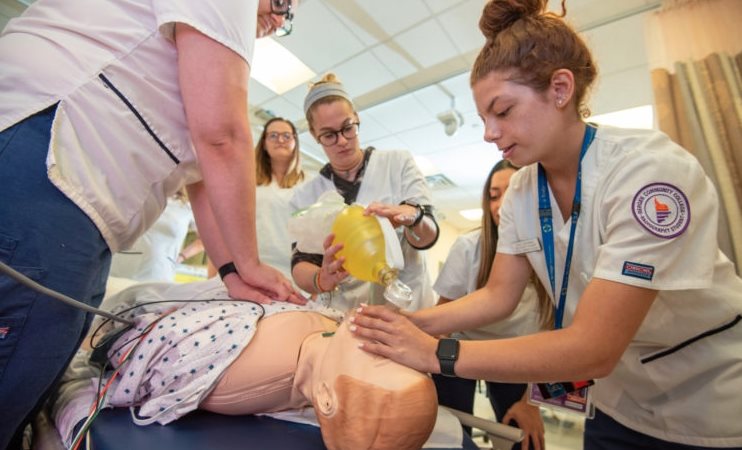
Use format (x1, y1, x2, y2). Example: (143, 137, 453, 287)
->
(585, 408, 742, 450)
(0, 106, 111, 449)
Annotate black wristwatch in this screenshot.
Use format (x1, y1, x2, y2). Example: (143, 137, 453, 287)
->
(217, 261, 239, 280)
(436, 338, 460, 377)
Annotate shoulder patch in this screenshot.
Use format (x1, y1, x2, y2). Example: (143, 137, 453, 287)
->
(622, 261, 654, 281)
(631, 183, 690, 238)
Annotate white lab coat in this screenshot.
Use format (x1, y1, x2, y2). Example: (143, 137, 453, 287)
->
(109, 199, 194, 282)
(498, 125, 742, 447)
(434, 229, 541, 341)
(256, 179, 307, 280)
(290, 149, 435, 312)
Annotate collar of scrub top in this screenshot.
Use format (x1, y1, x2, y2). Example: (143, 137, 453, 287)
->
(537, 123, 597, 329)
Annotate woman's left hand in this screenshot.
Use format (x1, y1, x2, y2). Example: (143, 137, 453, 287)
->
(349, 304, 438, 373)
(501, 397, 545, 450)
(364, 202, 418, 229)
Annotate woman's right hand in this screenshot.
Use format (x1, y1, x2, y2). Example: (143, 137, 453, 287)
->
(224, 262, 307, 305)
(316, 233, 349, 292)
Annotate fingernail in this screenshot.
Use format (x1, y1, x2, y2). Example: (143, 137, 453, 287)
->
(349, 316, 355, 323)
(360, 303, 368, 307)
(349, 325, 357, 332)
(357, 342, 364, 348)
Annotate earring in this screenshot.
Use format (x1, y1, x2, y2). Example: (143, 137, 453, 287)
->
(557, 97, 564, 107)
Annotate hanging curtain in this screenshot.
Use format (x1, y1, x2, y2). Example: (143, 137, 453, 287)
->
(646, 0, 742, 273)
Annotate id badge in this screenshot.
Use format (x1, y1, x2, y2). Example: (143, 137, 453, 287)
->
(528, 380, 595, 418)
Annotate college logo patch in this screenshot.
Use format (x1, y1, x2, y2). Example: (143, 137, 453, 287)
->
(622, 261, 654, 281)
(632, 183, 690, 238)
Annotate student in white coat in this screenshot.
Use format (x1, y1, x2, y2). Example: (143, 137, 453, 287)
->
(433, 160, 549, 450)
(349, 0, 742, 449)
(290, 73, 439, 312)
(254, 117, 307, 279)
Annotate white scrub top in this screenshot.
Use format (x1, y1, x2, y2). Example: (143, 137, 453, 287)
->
(290, 149, 435, 312)
(256, 179, 307, 280)
(434, 229, 541, 341)
(498, 125, 742, 447)
(0, 0, 258, 251)
(109, 199, 194, 282)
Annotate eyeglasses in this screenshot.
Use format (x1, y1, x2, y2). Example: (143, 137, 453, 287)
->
(266, 131, 295, 142)
(271, 0, 294, 37)
(317, 122, 360, 146)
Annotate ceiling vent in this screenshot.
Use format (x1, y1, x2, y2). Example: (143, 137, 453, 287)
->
(425, 173, 456, 190)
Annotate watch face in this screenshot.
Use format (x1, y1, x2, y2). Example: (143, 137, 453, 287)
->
(437, 339, 459, 359)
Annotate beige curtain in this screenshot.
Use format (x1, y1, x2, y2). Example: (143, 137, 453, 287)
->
(646, 0, 742, 273)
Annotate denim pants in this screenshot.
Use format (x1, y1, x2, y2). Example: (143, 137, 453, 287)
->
(0, 106, 111, 449)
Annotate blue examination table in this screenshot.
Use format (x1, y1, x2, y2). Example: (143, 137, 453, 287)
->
(90, 408, 479, 449)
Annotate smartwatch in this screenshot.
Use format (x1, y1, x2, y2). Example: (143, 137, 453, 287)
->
(436, 338, 460, 377)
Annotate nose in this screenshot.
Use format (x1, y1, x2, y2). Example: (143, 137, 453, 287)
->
(483, 119, 501, 144)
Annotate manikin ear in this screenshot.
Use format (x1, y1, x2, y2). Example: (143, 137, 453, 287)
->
(313, 381, 338, 416)
(550, 69, 575, 109)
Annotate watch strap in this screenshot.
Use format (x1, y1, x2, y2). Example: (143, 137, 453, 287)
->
(437, 338, 459, 377)
(218, 262, 239, 280)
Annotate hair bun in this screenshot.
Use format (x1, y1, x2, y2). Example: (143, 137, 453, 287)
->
(479, 0, 546, 39)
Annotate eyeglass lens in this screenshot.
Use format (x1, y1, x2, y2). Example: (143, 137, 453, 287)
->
(318, 122, 360, 145)
(268, 132, 294, 141)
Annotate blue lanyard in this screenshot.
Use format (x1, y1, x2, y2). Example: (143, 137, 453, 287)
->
(537, 124, 596, 329)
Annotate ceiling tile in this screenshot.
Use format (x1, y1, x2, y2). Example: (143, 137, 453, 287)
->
(394, 18, 461, 68)
(248, 78, 277, 105)
(259, 96, 304, 123)
(331, 51, 397, 98)
(363, 93, 434, 133)
(278, 0, 366, 74)
(371, 44, 419, 79)
(357, 111, 392, 142)
(436, 0, 487, 54)
(354, 0, 431, 36)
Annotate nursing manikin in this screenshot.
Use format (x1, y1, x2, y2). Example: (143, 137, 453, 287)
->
(44, 279, 438, 450)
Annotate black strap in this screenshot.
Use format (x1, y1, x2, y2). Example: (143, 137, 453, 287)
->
(218, 262, 238, 280)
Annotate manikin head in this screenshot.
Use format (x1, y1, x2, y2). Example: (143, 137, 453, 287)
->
(298, 317, 438, 450)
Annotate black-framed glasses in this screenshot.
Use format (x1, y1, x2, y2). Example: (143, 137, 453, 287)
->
(271, 0, 294, 37)
(317, 122, 360, 146)
(266, 131, 295, 142)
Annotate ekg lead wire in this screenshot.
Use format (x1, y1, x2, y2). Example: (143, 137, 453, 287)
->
(0, 260, 133, 326)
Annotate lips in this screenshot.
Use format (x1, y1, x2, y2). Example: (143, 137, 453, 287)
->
(500, 143, 515, 158)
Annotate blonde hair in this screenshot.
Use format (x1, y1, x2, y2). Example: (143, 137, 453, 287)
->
(471, 0, 597, 117)
(255, 117, 305, 188)
(304, 73, 356, 134)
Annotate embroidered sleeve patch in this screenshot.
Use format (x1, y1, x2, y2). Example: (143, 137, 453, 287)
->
(631, 183, 690, 238)
(622, 261, 654, 281)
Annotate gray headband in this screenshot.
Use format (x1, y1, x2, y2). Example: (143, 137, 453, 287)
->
(303, 82, 354, 115)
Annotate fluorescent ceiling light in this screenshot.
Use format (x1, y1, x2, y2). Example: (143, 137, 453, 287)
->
(589, 105, 654, 129)
(252, 38, 315, 95)
(459, 208, 483, 221)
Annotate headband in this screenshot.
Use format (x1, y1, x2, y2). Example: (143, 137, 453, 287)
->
(303, 82, 354, 115)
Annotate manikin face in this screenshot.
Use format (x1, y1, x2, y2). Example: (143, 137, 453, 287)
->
(264, 120, 296, 165)
(472, 70, 559, 168)
(309, 100, 363, 170)
(310, 319, 437, 450)
(489, 167, 516, 226)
